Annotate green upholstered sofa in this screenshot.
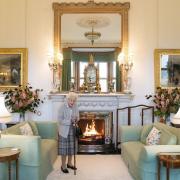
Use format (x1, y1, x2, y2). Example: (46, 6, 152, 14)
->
(0, 121, 58, 180)
(120, 122, 180, 180)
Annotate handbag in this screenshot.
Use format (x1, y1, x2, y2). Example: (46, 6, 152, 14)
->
(75, 125, 83, 138)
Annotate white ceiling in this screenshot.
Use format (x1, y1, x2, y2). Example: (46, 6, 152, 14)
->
(61, 13, 121, 47)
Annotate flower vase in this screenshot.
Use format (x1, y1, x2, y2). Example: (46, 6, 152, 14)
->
(19, 112, 25, 122)
(159, 116, 166, 124)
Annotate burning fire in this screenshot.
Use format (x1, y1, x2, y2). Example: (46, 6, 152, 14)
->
(84, 119, 100, 136)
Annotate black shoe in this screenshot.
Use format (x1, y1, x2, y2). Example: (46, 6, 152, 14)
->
(61, 166, 69, 173)
(67, 164, 77, 170)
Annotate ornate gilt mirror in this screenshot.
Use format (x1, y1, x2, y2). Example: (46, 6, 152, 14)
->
(154, 49, 180, 88)
(53, 1, 130, 92)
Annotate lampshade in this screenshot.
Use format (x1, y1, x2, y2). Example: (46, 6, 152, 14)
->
(0, 96, 11, 123)
(171, 107, 180, 125)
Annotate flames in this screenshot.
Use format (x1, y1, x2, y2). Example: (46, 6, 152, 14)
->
(83, 119, 100, 136)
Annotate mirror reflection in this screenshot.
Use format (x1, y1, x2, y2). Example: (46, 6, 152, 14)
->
(53, 1, 130, 93)
(61, 14, 121, 92)
(154, 49, 180, 88)
(161, 54, 180, 87)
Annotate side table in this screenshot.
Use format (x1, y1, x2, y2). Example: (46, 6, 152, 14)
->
(157, 152, 180, 180)
(0, 147, 21, 180)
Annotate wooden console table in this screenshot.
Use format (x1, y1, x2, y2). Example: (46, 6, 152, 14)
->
(0, 147, 21, 180)
(157, 152, 180, 180)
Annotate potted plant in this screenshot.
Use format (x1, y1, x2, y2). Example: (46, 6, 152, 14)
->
(3, 84, 44, 121)
(146, 87, 180, 123)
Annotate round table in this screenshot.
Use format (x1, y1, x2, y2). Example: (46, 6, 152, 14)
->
(0, 147, 21, 180)
(157, 153, 180, 180)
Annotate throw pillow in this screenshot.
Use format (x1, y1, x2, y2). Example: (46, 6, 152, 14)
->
(146, 127, 161, 145)
(140, 124, 153, 144)
(28, 121, 39, 136)
(20, 123, 34, 136)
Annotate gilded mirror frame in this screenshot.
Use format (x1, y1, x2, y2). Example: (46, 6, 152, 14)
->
(53, 1, 130, 91)
(154, 49, 180, 88)
(0, 48, 28, 91)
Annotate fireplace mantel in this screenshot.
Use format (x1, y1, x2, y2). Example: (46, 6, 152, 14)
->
(48, 93, 134, 113)
(48, 93, 134, 148)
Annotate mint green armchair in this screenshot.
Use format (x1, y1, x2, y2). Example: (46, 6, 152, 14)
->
(0, 121, 58, 180)
(120, 122, 180, 180)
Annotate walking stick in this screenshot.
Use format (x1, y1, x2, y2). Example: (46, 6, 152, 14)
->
(73, 123, 76, 175)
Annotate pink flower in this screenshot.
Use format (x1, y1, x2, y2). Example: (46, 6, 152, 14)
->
(18, 101, 24, 108)
(11, 96, 16, 103)
(3, 84, 43, 114)
(21, 91, 27, 99)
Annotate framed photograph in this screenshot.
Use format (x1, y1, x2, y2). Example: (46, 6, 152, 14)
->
(154, 49, 180, 88)
(0, 48, 28, 91)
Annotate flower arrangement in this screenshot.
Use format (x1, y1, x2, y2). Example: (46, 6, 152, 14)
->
(146, 87, 180, 119)
(3, 84, 44, 115)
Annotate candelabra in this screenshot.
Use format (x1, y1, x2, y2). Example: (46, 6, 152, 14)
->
(48, 52, 63, 93)
(118, 52, 133, 94)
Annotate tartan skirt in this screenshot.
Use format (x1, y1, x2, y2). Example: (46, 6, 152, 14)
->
(58, 125, 77, 155)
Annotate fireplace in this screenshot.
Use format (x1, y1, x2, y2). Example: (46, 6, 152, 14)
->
(48, 93, 134, 152)
(78, 112, 114, 153)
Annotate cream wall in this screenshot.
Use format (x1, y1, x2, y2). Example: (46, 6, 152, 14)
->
(0, 0, 180, 121)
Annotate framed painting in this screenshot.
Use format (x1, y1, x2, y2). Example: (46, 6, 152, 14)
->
(154, 49, 180, 88)
(0, 48, 28, 91)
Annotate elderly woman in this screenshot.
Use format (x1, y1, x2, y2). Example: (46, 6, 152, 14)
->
(58, 92, 79, 173)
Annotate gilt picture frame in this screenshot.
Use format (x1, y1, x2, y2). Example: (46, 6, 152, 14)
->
(154, 49, 180, 88)
(0, 48, 28, 91)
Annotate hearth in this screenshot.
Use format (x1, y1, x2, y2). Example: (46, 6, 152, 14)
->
(78, 112, 114, 153)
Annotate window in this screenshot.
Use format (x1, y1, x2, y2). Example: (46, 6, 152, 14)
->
(71, 61, 116, 92)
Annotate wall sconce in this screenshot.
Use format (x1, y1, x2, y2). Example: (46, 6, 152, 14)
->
(118, 52, 134, 93)
(48, 52, 63, 71)
(48, 51, 63, 93)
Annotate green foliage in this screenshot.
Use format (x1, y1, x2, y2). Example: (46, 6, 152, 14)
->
(3, 84, 44, 114)
(146, 87, 180, 118)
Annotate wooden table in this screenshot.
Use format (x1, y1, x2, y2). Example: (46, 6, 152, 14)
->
(157, 152, 180, 180)
(0, 147, 20, 180)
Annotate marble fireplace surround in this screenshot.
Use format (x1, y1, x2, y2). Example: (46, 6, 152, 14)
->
(48, 93, 134, 148)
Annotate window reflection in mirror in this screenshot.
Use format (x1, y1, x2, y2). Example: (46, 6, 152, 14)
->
(154, 49, 180, 88)
(69, 48, 118, 92)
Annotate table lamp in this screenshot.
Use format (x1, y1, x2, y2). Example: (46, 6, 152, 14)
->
(0, 96, 11, 136)
(171, 107, 180, 128)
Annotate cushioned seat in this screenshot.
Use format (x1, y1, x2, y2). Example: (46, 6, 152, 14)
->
(122, 141, 144, 165)
(0, 121, 58, 180)
(120, 122, 180, 180)
(41, 139, 57, 165)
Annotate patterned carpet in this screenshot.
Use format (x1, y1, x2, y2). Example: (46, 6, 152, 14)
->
(47, 155, 133, 180)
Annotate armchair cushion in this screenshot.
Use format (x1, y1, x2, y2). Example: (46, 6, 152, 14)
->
(159, 128, 177, 145)
(20, 123, 34, 136)
(28, 121, 39, 135)
(120, 126, 142, 143)
(140, 124, 153, 144)
(3, 121, 39, 136)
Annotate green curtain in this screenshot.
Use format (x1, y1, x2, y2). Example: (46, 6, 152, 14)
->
(116, 61, 121, 91)
(113, 50, 121, 91)
(72, 51, 115, 62)
(62, 50, 121, 92)
(62, 49, 71, 91)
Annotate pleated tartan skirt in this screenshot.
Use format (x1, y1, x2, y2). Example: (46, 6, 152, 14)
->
(59, 125, 77, 155)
